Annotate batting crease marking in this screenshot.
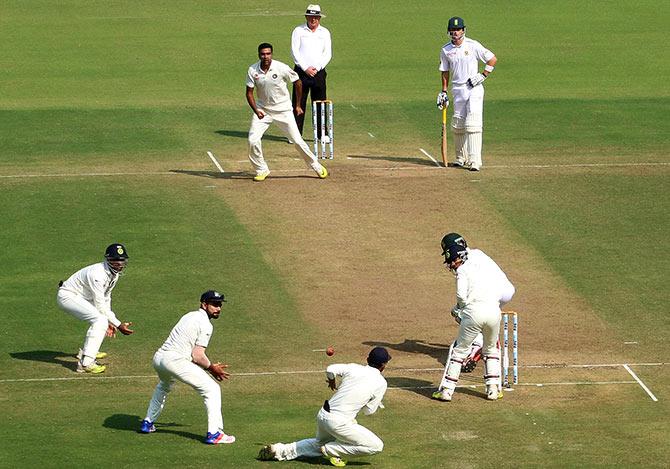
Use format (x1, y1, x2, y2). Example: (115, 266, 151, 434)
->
(419, 148, 442, 167)
(622, 364, 658, 402)
(206, 151, 224, 173)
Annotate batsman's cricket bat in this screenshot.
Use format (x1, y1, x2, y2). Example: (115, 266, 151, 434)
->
(440, 107, 448, 167)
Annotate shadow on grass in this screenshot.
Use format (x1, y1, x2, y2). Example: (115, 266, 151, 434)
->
(9, 350, 78, 372)
(361, 339, 449, 365)
(103, 414, 202, 442)
(385, 376, 434, 399)
(171, 169, 317, 181)
(215, 129, 287, 142)
(347, 154, 439, 167)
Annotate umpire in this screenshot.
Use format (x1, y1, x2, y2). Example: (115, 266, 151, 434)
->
(290, 4, 332, 136)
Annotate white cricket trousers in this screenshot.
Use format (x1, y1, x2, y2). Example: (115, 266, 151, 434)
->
(145, 350, 224, 434)
(441, 304, 501, 394)
(277, 408, 383, 460)
(248, 108, 324, 175)
(56, 289, 108, 366)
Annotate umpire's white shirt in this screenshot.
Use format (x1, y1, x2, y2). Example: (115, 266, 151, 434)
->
(246, 59, 298, 112)
(456, 249, 514, 310)
(325, 364, 387, 420)
(158, 309, 213, 359)
(439, 37, 494, 85)
(59, 262, 121, 327)
(291, 23, 332, 71)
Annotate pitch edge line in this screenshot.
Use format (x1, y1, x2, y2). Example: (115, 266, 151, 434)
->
(622, 364, 659, 401)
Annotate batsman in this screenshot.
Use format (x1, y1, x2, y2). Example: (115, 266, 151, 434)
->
(436, 16, 497, 171)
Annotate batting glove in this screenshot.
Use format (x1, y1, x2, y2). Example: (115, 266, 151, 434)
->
(467, 73, 487, 88)
(436, 91, 449, 110)
(450, 306, 463, 324)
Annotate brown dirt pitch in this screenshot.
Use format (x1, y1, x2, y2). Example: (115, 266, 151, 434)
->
(211, 158, 629, 382)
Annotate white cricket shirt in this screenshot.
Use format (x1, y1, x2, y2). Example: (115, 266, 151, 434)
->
(158, 309, 213, 360)
(456, 249, 514, 309)
(325, 363, 387, 420)
(439, 37, 495, 85)
(246, 59, 298, 112)
(291, 23, 332, 71)
(59, 262, 121, 327)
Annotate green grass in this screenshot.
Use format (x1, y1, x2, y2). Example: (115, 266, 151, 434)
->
(1, 1, 669, 467)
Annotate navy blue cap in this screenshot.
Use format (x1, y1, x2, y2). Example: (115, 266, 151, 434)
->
(367, 347, 391, 367)
(200, 290, 226, 304)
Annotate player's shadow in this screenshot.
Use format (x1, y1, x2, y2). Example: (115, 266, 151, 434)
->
(215, 129, 286, 142)
(362, 339, 449, 365)
(215, 129, 314, 143)
(170, 169, 248, 180)
(347, 154, 438, 167)
(103, 414, 202, 442)
(385, 377, 435, 399)
(9, 350, 78, 372)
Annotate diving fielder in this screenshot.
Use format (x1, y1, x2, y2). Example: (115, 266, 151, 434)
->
(258, 347, 390, 467)
(436, 16, 497, 171)
(56, 243, 134, 374)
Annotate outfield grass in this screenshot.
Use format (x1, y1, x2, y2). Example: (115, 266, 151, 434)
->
(1, 1, 669, 467)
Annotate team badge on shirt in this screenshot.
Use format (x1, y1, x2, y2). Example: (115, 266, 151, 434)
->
(272, 74, 278, 79)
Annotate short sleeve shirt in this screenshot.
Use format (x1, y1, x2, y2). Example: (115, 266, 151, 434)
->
(439, 37, 495, 85)
(246, 59, 298, 112)
(158, 309, 213, 359)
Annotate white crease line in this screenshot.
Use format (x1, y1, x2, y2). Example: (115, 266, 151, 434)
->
(623, 364, 659, 402)
(368, 132, 375, 138)
(350, 104, 358, 110)
(1, 362, 665, 384)
(419, 148, 442, 168)
(206, 151, 224, 173)
(389, 381, 638, 390)
(0, 171, 176, 179)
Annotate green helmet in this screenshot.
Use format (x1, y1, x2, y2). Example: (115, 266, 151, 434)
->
(441, 232, 467, 255)
(447, 16, 465, 31)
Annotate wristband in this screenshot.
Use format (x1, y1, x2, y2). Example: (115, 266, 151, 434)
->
(484, 64, 495, 73)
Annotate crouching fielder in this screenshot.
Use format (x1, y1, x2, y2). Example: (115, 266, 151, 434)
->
(433, 239, 514, 401)
(140, 290, 235, 445)
(259, 347, 390, 467)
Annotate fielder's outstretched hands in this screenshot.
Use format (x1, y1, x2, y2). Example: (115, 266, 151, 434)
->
(467, 73, 487, 88)
(436, 91, 449, 110)
(207, 362, 230, 381)
(106, 324, 117, 338)
(118, 322, 134, 335)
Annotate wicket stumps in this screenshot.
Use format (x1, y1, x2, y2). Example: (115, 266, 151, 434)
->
(312, 100, 334, 159)
(501, 311, 519, 388)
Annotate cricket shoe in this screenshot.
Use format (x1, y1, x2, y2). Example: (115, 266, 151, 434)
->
(76, 362, 106, 374)
(205, 431, 236, 444)
(469, 166, 481, 172)
(253, 170, 271, 182)
(317, 165, 328, 179)
(140, 420, 156, 434)
(258, 445, 278, 461)
(431, 390, 452, 402)
(77, 349, 108, 360)
(487, 386, 503, 401)
(448, 162, 464, 168)
(329, 456, 347, 467)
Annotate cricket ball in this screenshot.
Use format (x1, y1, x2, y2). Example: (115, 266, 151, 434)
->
(326, 346, 335, 356)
